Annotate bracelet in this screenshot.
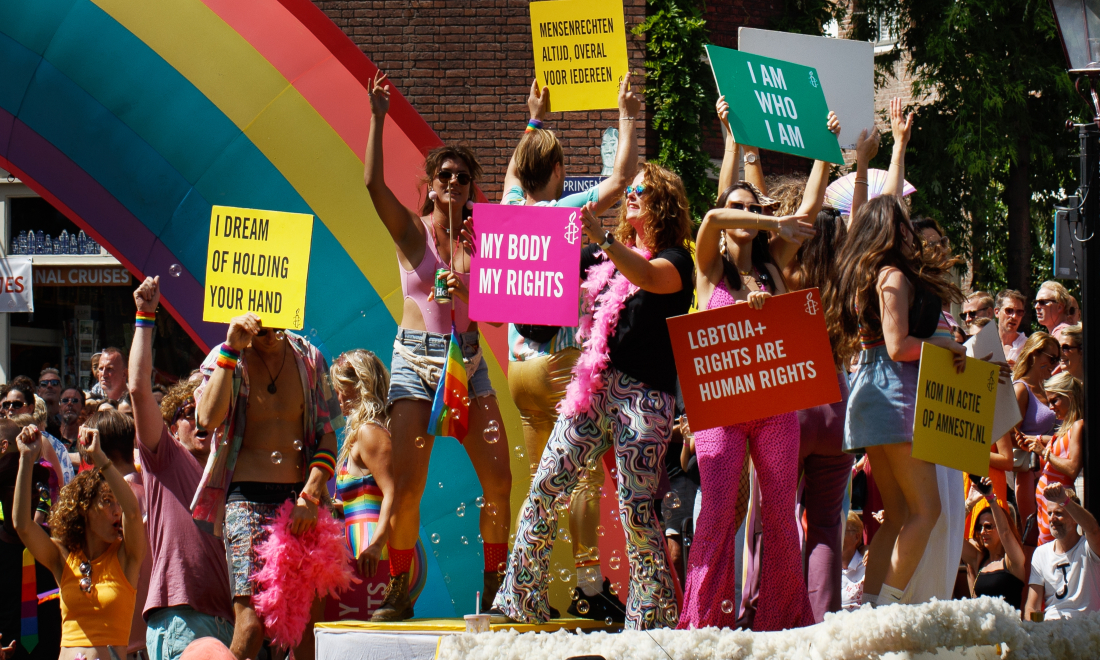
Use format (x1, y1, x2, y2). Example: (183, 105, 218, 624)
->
(215, 343, 241, 371)
(135, 311, 156, 328)
(309, 449, 337, 480)
(525, 118, 543, 133)
(620, 116, 637, 122)
(298, 490, 321, 506)
(854, 178, 868, 185)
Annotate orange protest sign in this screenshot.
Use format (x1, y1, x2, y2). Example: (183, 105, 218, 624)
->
(667, 289, 841, 431)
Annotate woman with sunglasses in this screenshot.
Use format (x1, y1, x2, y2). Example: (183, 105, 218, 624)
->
(961, 482, 1026, 610)
(493, 162, 693, 629)
(1006, 332, 1060, 526)
(364, 71, 510, 617)
(13, 422, 144, 660)
(1058, 324, 1083, 380)
(1025, 372, 1084, 545)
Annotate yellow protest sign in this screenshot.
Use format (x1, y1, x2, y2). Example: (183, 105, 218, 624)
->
(203, 205, 313, 330)
(912, 343, 999, 476)
(529, 0, 629, 112)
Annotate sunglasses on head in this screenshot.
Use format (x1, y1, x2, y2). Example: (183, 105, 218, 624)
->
(625, 185, 647, 196)
(436, 170, 471, 186)
(60, 397, 82, 405)
(728, 202, 765, 215)
(1, 400, 26, 410)
(38, 379, 60, 387)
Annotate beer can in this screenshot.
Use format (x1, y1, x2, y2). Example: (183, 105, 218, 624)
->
(434, 268, 451, 303)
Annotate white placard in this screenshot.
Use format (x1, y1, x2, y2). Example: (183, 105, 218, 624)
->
(964, 320, 1023, 441)
(0, 257, 33, 312)
(738, 28, 874, 149)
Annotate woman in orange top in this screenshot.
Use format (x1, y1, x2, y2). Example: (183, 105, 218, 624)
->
(13, 415, 144, 660)
(1025, 372, 1084, 545)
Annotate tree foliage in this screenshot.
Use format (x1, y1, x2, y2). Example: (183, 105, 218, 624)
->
(634, 0, 714, 221)
(850, 0, 1084, 299)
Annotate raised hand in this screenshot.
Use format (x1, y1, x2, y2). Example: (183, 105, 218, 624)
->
(133, 276, 160, 314)
(1044, 482, 1071, 506)
(889, 97, 914, 147)
(528, 79, 550, 121)
(79, 425, 108, 468)
(717, 95, 731, 128)
(14, 425, 41, 462)
(580, 201, 604, 244)
(226, 313, 262, 352)
(459, 215, 477, 255)
(854, 127, 881, 163)
(0, 633, 16, 660)
(775, 213, 815, 244)
(619, 72, 641, 118)
(369, 71, 391, 117)
(826, 111, 840, 137)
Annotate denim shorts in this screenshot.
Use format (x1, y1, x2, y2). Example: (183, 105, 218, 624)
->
(388, 328, 495, 403)
(146, 605, 234, 660)
(844, 344, 919, 451)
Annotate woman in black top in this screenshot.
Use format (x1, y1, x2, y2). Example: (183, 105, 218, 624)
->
(962, 484, 1027, 609)
(492, 162, 694, 629)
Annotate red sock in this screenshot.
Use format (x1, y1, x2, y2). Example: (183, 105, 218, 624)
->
(388, 546, 414, 576)
(484, 542, 508, 573)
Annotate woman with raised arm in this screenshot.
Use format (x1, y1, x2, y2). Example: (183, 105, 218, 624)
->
(364, 71, 510, 618)
(961, 483, 1027, 610)
(492, 163, 693, 629)
(13, 419, 145, 660)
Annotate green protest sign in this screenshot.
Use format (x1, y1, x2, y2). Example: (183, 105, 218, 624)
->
(706, 44, 844, 165)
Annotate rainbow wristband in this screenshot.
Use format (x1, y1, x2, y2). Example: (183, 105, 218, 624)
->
(135, 311, 156, 328)
(525, 118, 543, 133)
(309, 449, 337, 479)
(215, 343, 240, 370)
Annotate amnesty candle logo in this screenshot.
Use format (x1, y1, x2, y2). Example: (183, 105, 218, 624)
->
(564, 212, 581, 245)
(803, 291, 819, 315)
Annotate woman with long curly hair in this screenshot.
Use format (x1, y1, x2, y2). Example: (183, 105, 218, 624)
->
(492, 162, 694, 629)
(824, 190, 965, 607)
(364, 71, 511, 617)
(329, 350, 427, 619)
(13, 420, 144, 660)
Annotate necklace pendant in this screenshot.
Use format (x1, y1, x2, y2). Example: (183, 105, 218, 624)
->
(267, 383, 278, 395)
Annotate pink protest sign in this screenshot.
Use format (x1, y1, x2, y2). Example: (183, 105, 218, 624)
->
(469, 203, 583, 326)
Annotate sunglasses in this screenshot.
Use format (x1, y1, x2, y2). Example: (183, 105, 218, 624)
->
(174, 405, 196, 423)
(1061, 344, 1080, 354)
(60, 397, 82, 405)
(999, 308, 1025, 316)
(1, 400, 26, 410)
(961, 308, 991, 321)
(923, 236, 951, 249)
(625, 185, 648, 196)
(79, 560, 93, 593)
(728, 202, 765, 214)
(436, 170, 471, 186)
(1041, 350, 1062, 362)
(38, 379, 60, 387)
(1035, 299, 1058, 307)
(977, 522, 996, 532)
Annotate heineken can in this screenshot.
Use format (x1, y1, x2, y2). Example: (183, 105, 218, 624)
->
(434, 268, 451, 303)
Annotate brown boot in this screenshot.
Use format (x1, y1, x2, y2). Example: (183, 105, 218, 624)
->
(371, 571, 414, 621)
(481, 570, 504, 614)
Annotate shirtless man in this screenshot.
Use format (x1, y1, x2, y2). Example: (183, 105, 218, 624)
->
(195, 312, 342, 660)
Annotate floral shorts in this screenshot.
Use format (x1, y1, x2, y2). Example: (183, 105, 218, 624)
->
(223, 482, 301, 598)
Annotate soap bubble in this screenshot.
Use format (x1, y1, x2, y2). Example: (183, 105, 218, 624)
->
(475, 496, 486, 508)
(559, 568, 571, 581)
(431, 533, 441, 544)
(590, 548, 600, 561)
(664, 604, 678, 620)
(497, 561, 507, 575)
(478, 534, 484, 543)
(270, 451, 283, 465)
(456, 502, 466, 517)
(609, 582, 620, 595)
(576, 600, 590, 615)
(487, 503, 498, 516)
(444, 574, 451, 583)
(720, 600, 734, 614)
(168, 263, 182, 277)
(460, 535, 469, 545)
(438, 481, 444, 488)
(596, 525, 606, 537)
(462, 395, 470, 406)
(663, 492, 682, 510)
(609, 556, 621, 570)
(605, 617, 614, 626)
(513, 445, 525, 459)
(483, 420, 500, 444)
(559, 529, 571, 543)
(415, 436, 426, 449)
(292, 440, 303, 451)
(586, 457, 600, 471)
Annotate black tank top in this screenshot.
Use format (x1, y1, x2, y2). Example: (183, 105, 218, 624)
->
(974, 568, 1024, 609)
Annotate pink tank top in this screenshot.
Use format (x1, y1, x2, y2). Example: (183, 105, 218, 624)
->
(400, 217, 471, 335)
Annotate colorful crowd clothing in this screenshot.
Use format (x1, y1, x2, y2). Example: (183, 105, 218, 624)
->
(680, 280, 814, 632)
(136, 426, 234, 623)
(1013, 380, 1057, 524)
(388, 328, 493, 404)
(500, 184, 598, 362)
(1037, 432, 1078, 545)
(192, 332, 343, 536)
(59, 543, 136, 648)
(400, 216, 472, 336)
(493, 367, 678, 628)
(223, 482, 302, 598)
(335, 455, 427, 602)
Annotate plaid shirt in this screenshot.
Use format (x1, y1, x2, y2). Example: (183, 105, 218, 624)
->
(191, 332, 344, 536)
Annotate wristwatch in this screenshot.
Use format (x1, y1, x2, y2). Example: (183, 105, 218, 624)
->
(744, 153, 758, 165)
(599, 231, 616, 250)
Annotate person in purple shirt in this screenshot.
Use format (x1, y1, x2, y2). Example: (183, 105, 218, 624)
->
(128, 277, 235, 660)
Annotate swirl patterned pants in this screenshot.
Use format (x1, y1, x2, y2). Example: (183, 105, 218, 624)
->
(493, 367, 677, 629)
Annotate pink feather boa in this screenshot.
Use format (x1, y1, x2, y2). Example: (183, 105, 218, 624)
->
(252, 501, 360, 648)
(559, 246, 651, 417)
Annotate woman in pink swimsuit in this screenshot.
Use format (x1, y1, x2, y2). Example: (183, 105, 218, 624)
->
(364, 71, 511, 618)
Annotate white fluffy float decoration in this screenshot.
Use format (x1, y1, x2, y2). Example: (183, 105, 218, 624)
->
(438, 597, 1100, 660)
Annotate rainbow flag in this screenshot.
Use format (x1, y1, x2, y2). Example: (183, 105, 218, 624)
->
(427, 329, 469, 442)
(21, 549, 37, 652)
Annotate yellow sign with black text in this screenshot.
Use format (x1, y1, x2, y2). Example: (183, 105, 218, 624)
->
(912, 343, 999, 476)
(529, 0, 629, 112)
(203, 205, 313, 330)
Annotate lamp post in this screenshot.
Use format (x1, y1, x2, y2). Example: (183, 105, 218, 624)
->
(1049, 0, 1100, 516)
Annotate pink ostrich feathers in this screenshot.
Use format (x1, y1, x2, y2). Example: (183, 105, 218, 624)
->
(252, 501, 360, 648)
